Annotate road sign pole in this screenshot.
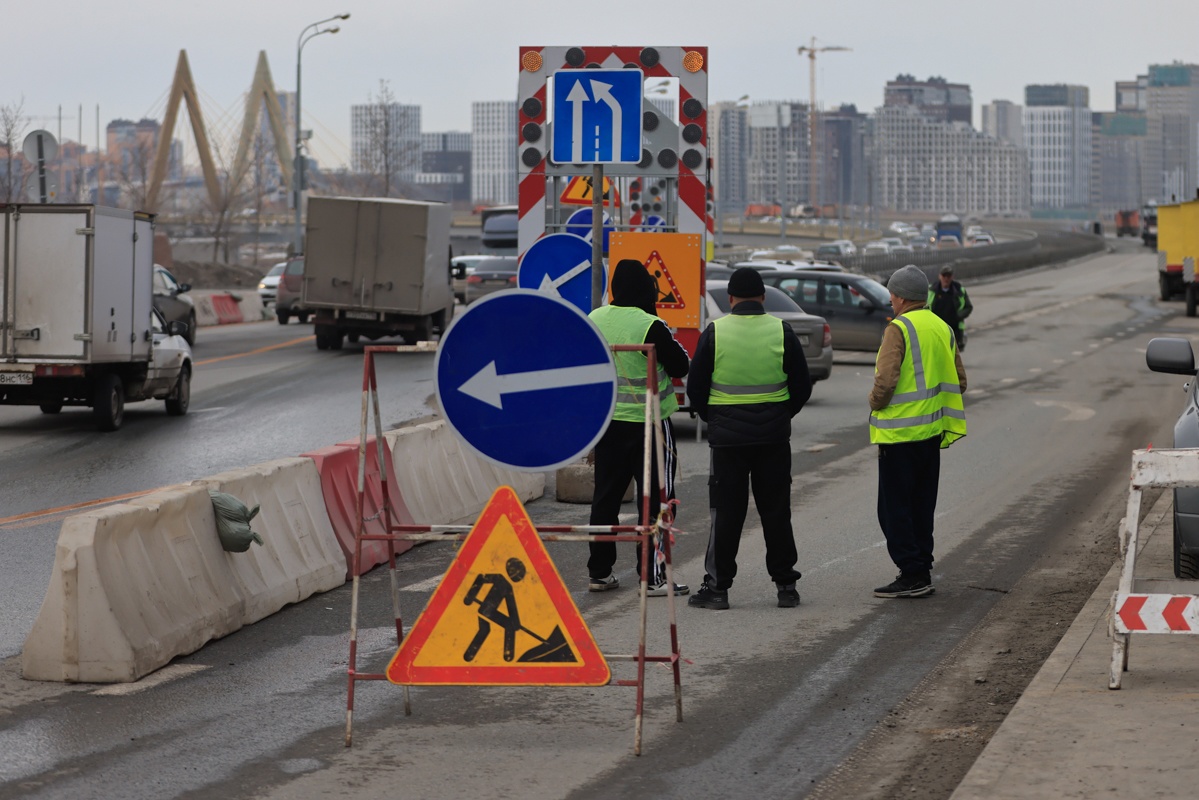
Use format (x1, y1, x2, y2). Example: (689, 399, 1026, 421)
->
(36, 136, 48, 204)
(591, 164, 604, 310)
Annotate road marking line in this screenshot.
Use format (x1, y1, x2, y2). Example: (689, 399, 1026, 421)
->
(92, 664, 211, 696)
(0, 489, 155, 530)
(195, 336, 313, 367)
(806, 443, 837, 453)
(403, 574, 447, 592)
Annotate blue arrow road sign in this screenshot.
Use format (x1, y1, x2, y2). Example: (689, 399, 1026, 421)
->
(564, 207, 614, 254)
(517, 233, 605, 313)
(551, 69, 643, 164)
(436, 290, 616, 471)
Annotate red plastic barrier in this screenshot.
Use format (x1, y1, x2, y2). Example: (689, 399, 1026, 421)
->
(210, 294, 244, 325)
(301, 437, 414, 578)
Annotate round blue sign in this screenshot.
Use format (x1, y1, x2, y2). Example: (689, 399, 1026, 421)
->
(641, 214, 666, 232)
(436, 290, 617, 471)
(517, 233, 605, 313)
(564, 208, 614, 254)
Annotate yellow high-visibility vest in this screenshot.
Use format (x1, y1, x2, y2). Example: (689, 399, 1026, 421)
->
(709, 314, 789, 406)
(589, 305, 678, 422)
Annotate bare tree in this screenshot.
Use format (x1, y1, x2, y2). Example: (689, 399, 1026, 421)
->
(114, 139, 157, 210)
(359, 80, 420, 198)
(0, 98, 30, 203)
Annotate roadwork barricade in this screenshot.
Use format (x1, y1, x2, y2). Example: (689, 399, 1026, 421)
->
(344, 345, 684, 756)
(1110, 448, 1199, 688)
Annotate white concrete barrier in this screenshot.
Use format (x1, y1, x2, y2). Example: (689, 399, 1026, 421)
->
(191, 290, 269, 327)
(229, 290, 267, 322)
(384, 420, 545, 525)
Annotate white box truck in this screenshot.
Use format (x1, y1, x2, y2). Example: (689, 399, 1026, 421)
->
(302, 197, 454, 349)
(0, 204, 193, 431)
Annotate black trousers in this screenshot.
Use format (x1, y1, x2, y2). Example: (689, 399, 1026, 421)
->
(587, 418, 676, 581)
(702, 441, 800, 590)
(876, 436, 941, 576)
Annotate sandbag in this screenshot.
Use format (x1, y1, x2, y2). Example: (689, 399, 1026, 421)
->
(208, 490, 264, 552)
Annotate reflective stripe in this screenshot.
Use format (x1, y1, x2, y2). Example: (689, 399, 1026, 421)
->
(870, 406, 967, 429)
(894, 315, 925, 390)
(710, 381, 788, 394)
(890, 382, 963, 404)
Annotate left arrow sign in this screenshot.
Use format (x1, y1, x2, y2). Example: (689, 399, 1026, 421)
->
(459, 360, 614, 410)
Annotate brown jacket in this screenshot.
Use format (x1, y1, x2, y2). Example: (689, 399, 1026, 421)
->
(869, 312, 967, 411)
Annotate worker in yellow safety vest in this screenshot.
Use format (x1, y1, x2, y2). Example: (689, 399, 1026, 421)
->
(587, 260, 691, 596)
(869, 264, 967, 599)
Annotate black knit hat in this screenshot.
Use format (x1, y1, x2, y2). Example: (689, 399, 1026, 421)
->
(611, 259, 656, 312)
(727, 267, 766, 298)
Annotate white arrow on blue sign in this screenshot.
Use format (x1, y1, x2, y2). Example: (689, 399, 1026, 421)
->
(564, 207, 614, 254)
(517, 233, 605, 313)
(436, 290, 617, 471)
(551, 69, 644, 165)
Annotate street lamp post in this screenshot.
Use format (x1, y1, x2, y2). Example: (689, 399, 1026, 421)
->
(294, 13, 349, 255)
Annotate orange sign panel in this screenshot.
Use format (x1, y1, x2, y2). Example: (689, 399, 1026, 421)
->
(560, 175, 621, 207)
(607, 232, 703, 330)
(387, 486, 610, 686)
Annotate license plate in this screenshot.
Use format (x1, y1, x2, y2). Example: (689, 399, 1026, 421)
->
(344, 311, 377, 321)
(800, 335, 810, 347)
(0, 372, 33, 385)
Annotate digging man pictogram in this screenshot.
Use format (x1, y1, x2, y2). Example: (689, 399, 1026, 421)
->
(462, 557, 577, 663)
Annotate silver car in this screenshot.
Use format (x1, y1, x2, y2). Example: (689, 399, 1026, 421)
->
(705, 279, 833, 382)
(1146, 337, 1199, 578)
(464, 256, 518, 304)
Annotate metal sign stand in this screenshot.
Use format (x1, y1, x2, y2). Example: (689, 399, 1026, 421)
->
(344, 344, 683, 755)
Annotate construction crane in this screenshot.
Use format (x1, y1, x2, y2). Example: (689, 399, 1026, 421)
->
(797, 38, 850, 215)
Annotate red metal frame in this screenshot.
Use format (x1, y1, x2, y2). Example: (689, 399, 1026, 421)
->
(344, 344, 683, 755)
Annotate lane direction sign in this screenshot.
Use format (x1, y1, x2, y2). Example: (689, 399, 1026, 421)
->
(436, 290, 616, 471)
(564, 207, 614, 254)
(517, 232, 604, 312)
(551, 69, 643, 164)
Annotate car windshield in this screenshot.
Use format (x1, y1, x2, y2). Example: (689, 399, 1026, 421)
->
(856, 278, 892, 306)
(285, 259, 304, 275)
(266, 263, 286, 277)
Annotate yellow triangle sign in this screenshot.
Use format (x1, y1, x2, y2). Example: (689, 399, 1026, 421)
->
(560, 175, 621, 207)
(387, 486, 610, 686)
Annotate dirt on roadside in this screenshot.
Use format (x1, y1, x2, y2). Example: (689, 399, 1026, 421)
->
(804, 487, 1152, 800)
(168, 261, 270, 291)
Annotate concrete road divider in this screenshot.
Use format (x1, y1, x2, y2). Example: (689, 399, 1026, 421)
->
(191, 290, 268, 328)
(192, 458, 345, 623)
(384, 420, 545, 525)
(301, 437, 415, 577)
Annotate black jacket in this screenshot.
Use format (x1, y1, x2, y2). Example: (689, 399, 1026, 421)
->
(686, 301, 811, 447)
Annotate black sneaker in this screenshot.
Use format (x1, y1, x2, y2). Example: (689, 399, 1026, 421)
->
(873, 573, 934, 599)
(776, 583, 801, 608)
(687, 585, 729, 610)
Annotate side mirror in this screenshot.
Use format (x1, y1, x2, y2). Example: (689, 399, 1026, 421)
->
(177, 283, 192, 294)
(1146, 337, 1197, 375)
(166, 320, 188, 337)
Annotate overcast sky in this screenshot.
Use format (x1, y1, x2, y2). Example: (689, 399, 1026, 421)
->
(6, 0, 1198, 168)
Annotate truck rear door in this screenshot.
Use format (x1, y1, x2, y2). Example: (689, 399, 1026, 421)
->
(6, 207, 90, 360)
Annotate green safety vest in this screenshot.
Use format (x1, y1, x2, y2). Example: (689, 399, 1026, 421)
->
(589, 305, 678, 422)
(869, 309, 966, 448)
(708, 313, 789, 406)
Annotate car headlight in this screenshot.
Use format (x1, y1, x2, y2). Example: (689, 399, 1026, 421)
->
(258, 282, 267, 289)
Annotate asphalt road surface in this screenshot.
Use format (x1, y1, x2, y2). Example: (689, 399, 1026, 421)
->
(0, 239, 1185, 799)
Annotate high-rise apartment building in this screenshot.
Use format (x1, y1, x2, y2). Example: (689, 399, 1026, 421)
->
(709, 101, 749, 219)
(981, 100, 1024, 147)
(420, 131, 471, 204)
(471, 101, 516, 205)
(1024, 84, 1092, 208)
(1092, 112, 1148, 210)
(884, 75, 973, 125)
(871, 105, 1028, 215)
(745, 101, 811, 209)
(821, 104, 868, 209)
(350, 102, 422, 185)
(1144, 63, 1199, 203)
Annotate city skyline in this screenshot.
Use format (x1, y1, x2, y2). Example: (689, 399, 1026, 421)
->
(5, 0, 1197, 168)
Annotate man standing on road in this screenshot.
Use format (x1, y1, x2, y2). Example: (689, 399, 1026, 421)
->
(587, 260, 691, 597)
(870, 265, 967, 599)
(686, 267, 812, 610)
(928, 265, 973, 351)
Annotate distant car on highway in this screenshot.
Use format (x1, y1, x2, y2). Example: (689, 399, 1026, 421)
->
(464, 256, 518, 304)
(968, 233, 995, 246)
(152, 264, 197, 346)
(936, 235, 963, 250)
(815, 241, 856, 259)
(705, 279, 832, 382)
(274, 257, 310, 324)
(451, 255, 490, 304)
(1145, 337, 1199, 578)
(257, 261, 287, 305)
(862, 242, 892, 257)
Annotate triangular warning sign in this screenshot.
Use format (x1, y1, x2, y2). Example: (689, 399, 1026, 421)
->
(560, 175, 621, 207)
(645, 251, 684, 309)
(387, 486, 610, 686)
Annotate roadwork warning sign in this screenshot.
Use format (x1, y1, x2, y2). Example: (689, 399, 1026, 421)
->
(387, 486, 610, 686)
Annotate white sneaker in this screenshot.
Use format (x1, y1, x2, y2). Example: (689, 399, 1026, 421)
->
(646, 580, 690, 597)
(589, 573, 620, 592)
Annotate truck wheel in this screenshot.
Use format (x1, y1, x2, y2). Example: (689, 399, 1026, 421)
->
(184, 310, 197, 346)
(347, 333, 360, 343)
(328, 330, 344, 350)
(1188, 285, 1198, 318)
(276, 309, 290, 325)
(409, 319, 432, 344)
(315, 326, 330, 350)
(39, 401, 63, 415)
(296, 311, 310, 324)
(165, 365, 191, 416)
(1160, 274, 1172, 302)
(93, 374, 125, 432)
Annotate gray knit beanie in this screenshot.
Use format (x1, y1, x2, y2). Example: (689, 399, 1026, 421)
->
(888, 265, 929, 301)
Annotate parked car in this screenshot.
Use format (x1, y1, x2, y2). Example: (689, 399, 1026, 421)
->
(1146, 336, 1199, 578)
(704, 279, 833, 381)
(257, 261, 287, 305)
(152, 264, 196, 346)
(451, 254, 490, 304)
(749, 269, 894, 351)
(275, 257, 310, 324)
(464, 256, 519, 304)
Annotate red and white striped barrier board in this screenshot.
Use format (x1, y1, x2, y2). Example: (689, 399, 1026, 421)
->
(1114, 593, 1199, 634)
